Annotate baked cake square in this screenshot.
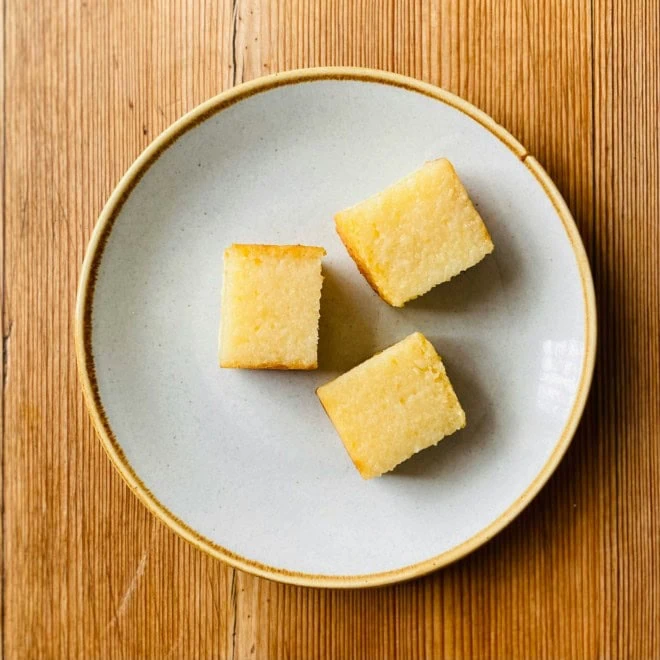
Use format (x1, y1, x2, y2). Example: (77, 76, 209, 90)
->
(317, 332, 466, 478)
(220, 244, 325, 369)
(335, 159, 494, 307)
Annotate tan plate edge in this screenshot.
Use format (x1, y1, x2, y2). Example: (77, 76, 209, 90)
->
(74, 66, 597, 589)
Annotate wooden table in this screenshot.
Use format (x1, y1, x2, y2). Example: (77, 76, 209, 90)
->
(3, 1, 659, 657)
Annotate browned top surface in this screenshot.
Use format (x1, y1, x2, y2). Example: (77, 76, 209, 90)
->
(227, 244, 327, 260)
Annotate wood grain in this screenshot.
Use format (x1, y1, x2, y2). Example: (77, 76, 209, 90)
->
(2, 0, 658, 657)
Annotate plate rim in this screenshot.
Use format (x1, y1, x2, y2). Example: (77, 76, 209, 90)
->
(75, 66, 597, 588)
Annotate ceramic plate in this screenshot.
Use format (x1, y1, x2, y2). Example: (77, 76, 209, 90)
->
(76, 68, 596, 587)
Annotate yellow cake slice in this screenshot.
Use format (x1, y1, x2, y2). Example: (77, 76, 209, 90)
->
(335, 158, 494, 307)
(220, 244, 325, 369)
(317, 332, 466, 478)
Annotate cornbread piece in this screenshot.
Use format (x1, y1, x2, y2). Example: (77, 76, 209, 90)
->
(335, 158, 494, 307)
(317, 332, 466, 479)
(220, 244, 325, 369)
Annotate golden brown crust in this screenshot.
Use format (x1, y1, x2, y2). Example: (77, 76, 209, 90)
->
(221, 359, 317, 370)
(225, 244, 326, 260)
(351, 457, 373, 480)
(316, 387, 372, 479)
(334, 219, 401, 307)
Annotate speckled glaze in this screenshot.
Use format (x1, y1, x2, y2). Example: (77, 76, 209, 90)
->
(75, 68, 596, 588)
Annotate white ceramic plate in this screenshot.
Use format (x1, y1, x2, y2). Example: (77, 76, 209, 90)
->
(76, 68, 596, 587)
